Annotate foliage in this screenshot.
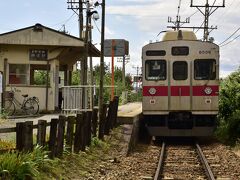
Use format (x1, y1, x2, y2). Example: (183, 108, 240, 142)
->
(70, 64, 140, 104)
(33, 70, 50, 85)
(216, 68, 240, 145)
(127, 89, 142, 102)
(72, 70, 81, 85)
(0, 140, 15, 150)
(0, 145, 53, 180)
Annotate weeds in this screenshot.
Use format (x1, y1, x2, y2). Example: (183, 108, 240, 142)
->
(0, 145, 53, 180)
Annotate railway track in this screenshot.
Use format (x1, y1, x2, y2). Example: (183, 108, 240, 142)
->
(154, 141, 215, 180)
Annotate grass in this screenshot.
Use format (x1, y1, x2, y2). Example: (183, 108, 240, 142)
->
(38, 127, 124, 179)
(0, 126, 124, 179)
(0, 145, 54, 180)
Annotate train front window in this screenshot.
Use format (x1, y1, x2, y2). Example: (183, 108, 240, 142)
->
(194, 59, 216, 80)
(173, 61, 188, 80)
(145, 60, 166, 80)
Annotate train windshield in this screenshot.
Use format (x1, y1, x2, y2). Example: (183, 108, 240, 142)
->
(145, 60, 166, 80)
(194, 59, 216, 80)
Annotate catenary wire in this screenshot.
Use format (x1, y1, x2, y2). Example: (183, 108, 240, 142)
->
(219, 27, 240, 45)
(220, 34, 240, 47)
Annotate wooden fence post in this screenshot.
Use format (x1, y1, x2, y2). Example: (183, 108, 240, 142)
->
(112, 96, 119, 127)
(16, 121, 33, 152)
(98, 104, 107, 140)
(24, 121, 33, 151)
(92, 108, 98, 137)
(66, 116, 75, 152)
(16, 122, 25, 151)
(86, 111, 92, 146)
(49, 118, 58, 158)
(105, 101, 113, 135)
(82, 111, 87, 150)
(74, 113, 84, 153)
(56, 115, 66, 157)
(37, 120, 47, 146)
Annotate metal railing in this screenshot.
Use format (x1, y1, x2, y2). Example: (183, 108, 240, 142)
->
(61, 85, 116, 114)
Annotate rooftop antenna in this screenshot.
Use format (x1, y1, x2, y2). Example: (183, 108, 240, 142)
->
(167, 0, 190, 30)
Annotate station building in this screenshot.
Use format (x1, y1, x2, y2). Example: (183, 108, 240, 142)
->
(0, 23, 99, 112)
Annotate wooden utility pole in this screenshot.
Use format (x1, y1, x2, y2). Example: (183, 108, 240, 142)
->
(99, 0, 106, 139)
(67, 0, 84, 38)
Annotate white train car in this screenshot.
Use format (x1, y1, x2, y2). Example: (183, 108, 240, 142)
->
(142, 30, 219, 136)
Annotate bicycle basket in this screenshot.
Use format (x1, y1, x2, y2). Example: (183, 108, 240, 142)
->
(5, 91, 14, 98)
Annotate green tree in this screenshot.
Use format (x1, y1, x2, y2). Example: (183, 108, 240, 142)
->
(216, 67, 240, 145)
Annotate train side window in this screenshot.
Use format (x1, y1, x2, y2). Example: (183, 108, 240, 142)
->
(194, 59, 216, 80)
(173, 61, 188, 80)
(145, 60, 166, 80)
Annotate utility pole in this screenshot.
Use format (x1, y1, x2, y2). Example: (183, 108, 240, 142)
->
(99, 0, 105, 139)
(190, 0, 225, 41)
(67, 0, 84, 38)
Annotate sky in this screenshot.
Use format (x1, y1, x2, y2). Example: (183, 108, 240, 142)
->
(0, 0, 239, 78)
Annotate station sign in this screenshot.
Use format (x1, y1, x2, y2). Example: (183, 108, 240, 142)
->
(104, 39, 129, 57)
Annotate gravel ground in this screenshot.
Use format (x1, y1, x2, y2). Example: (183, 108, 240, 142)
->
(88, 138, 240, 180)
(88, 142, 160, 180)
(201, 142, 240, 179)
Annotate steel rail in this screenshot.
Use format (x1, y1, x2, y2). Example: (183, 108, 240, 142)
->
(195, 142, 215, 180)
(154, 141, 166, 180)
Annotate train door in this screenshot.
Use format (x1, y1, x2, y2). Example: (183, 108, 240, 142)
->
(169, 60, 190, 111)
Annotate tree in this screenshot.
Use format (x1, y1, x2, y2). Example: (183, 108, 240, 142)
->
(216, 67, 240, 145)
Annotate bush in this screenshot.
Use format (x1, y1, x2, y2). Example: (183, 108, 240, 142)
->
(216, 68, 240, 145)
(216, 110, 240, 145)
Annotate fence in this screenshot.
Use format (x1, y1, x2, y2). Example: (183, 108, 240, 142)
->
(0, 96, 119, 158)
(61, 85, 118, 114)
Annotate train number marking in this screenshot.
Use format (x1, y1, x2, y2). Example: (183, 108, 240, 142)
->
(199, 50, 211, 54)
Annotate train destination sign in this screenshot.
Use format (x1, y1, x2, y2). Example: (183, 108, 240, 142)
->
(104, 39, 129, 57)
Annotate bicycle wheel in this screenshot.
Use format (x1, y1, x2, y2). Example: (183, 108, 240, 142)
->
(24, 98, 39, 115)
(4, 99, 16, 116)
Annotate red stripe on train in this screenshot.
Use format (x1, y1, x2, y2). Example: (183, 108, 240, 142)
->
(143, 86, 168, 96)
(143, 85, 219, 96)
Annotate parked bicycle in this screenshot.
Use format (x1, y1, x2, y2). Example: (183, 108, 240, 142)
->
(4, 87, 39, 116)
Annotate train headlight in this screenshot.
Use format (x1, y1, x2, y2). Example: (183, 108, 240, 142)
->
(149, 87, 157, 95)
(204, 87, 212, 95)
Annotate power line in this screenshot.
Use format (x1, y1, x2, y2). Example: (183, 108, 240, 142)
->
(51, 12, 76, 27)
(220, 34, 240, 47)
(195, 21, 204, 33)
(93, 18, 101, 33)
(219, 27, 240, 45)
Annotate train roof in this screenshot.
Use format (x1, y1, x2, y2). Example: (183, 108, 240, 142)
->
(162, 30, 197, 41)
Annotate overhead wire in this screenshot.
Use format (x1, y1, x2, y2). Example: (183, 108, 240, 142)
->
(51, 12, 76, 27)
(93, 18, 101, 33)
(218, 27, 240, 45)
(220, 34, 240, 47)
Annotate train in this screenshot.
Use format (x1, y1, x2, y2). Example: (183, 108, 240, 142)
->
(142, 30, 219, 136)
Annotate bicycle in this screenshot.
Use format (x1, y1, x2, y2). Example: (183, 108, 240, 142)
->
(4, 87, 39, 116)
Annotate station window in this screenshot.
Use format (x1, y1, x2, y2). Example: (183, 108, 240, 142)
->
(173, 61, 188, 80)
(194, 59, 216, 80)
(145, 60, 166, 80)
(8, 64, 51, 86)
(9, 64, 29, 85)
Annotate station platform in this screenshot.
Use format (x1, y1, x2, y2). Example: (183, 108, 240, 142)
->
(117, 102, 142, 124)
